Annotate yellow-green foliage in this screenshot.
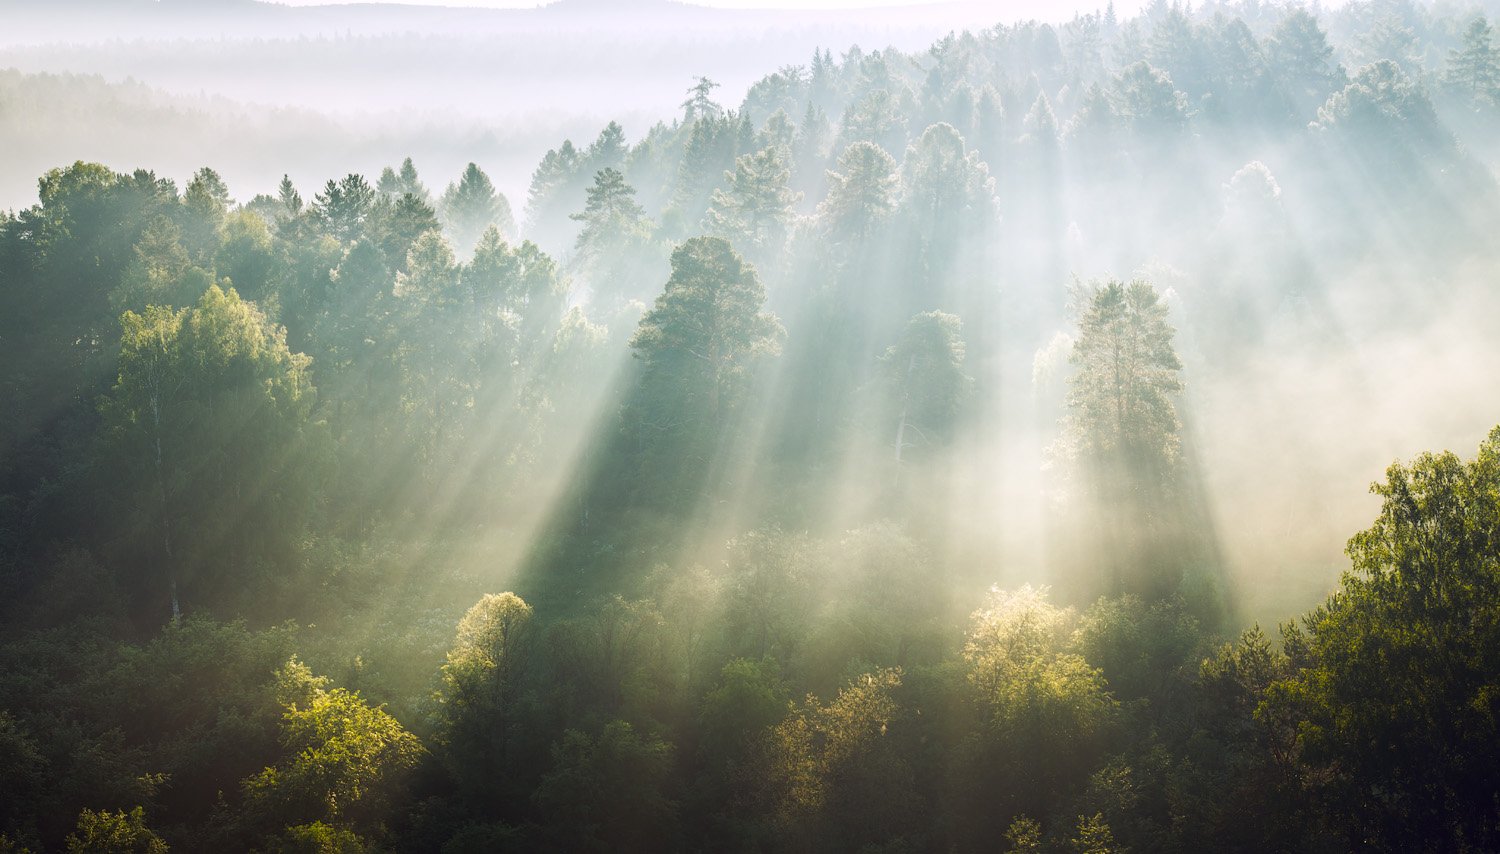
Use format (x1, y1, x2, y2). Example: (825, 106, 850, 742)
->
(244, 658, 422, 828)
(64, 807, 167, 854)
(440, 592, 534, 701)
(768, 667, 901, 818)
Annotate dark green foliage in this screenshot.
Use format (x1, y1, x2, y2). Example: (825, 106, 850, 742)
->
(312, 175, 376, 245)
(532, 721, 677, 852)
(882, 311, 971, 477)
(1265, 429, 1500, 851)
(615, 236, 782, 516)
(98, 284, 322, 618)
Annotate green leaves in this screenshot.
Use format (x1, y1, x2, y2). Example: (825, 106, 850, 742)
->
(102, 284, 320, 615)
(440, 593, 534, 709)
(817, 141, 898, 248)
(64, 807, 167, 854)
(630, 236, 783, 425)
(440, 163, 514, 256)
(705, 146, 801, 264)
(1065, 279, 1183, 492)
(1264, 427, 1500, 849)
(244, 658, 421, 832)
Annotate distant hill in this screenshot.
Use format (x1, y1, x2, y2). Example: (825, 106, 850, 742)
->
(0, 68, 607, 211)
(0, 0, 1046, 45)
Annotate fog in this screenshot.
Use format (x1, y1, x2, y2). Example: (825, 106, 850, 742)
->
(5, 0, 1499, 621)
(0, 0, 1056, 208)
(3, 0, 1500, 848)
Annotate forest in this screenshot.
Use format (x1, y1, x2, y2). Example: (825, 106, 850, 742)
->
(3, 0, 1500, 851)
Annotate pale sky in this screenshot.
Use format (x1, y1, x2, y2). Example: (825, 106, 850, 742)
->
(266, 0, 1152, 11)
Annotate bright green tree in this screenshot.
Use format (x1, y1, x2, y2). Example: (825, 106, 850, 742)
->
(436, 593, 541, 812)
(765, 668, 917, 849)
(1265, 427, 1500, 851)
(243, 658, 422, 839)
(954, 586, 1117, 844)
(64, 808, 167, 854)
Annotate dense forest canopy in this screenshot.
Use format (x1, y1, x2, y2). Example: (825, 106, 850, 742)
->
(3, 0, 1500, 850)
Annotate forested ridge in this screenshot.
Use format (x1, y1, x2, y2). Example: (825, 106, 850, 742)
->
(3, 1, 1500, 851)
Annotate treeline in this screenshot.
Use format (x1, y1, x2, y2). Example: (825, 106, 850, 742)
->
(2, 0, 1500, 850)
(3, 434, 1499, 851)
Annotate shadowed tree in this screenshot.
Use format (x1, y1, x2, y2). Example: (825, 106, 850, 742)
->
(392, 230, 475, 469)
(896, 122, 995, 314)
(182, 167, 231, 263)
(532, 721, 678, 851)
(109, 215, 212, 313)
(630, 236, 783, 430)
(1059, 280, 1185, 599)
(436, 593, 544, 816)
(214, 210, 280, 304)
(373, 191, 442, 275)
(881, 310, 971, 485)
(620, 237, 783, 511)
(100, 284, 319, 620)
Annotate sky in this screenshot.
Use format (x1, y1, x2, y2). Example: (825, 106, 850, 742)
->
(263, 0, 1153, 11)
